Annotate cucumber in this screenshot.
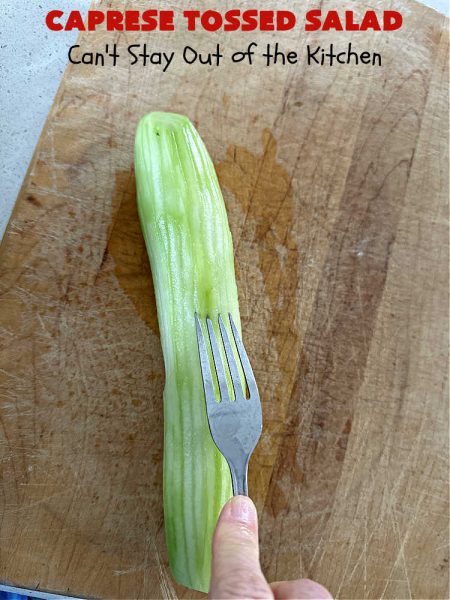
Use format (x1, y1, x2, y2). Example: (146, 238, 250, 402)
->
(135, 112, 238, 592)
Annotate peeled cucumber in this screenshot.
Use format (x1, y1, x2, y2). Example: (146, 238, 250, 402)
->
(135, 112, 239, 592)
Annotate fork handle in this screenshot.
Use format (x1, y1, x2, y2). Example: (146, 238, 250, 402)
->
(229, 461, 249, 496)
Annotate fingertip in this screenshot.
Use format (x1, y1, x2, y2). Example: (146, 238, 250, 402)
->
(302, 579, 333, 599)
(210, 497, 271, 599)
(219, 495, 258, 529)
(271, 578, 333, 599)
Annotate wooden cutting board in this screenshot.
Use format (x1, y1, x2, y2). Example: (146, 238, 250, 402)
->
(0, 0, 448, 598)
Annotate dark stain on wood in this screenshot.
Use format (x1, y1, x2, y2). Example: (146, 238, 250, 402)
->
(26, 194, 42, 208)
(259, 70, 427, 581)
(107, 171, 159, 335)
(217, 130, 301, 503)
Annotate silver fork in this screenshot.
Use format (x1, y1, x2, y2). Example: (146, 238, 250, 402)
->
(195, 313, 262, 496)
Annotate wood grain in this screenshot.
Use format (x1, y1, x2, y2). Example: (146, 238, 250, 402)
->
(0, 1, 448, 598)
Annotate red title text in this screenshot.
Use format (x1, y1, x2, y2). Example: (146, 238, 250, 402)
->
(45, 9, 403, 32)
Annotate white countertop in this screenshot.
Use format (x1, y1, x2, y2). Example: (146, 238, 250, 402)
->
(0, 0, 88, 239)
(0, 0, 447, 240)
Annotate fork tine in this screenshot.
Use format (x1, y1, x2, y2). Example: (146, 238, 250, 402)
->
(218, 314, 245, 401)
(206, 317, 231, 402)
(228, 313, 259, 400)
(195, 313, 218, 409)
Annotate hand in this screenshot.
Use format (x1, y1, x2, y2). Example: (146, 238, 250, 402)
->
(210, 495, 332, 599)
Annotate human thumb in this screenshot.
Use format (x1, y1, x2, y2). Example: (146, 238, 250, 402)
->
(209, 495, 273, 599)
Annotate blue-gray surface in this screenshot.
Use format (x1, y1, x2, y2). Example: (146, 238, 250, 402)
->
(424, 0, 449, 14)
(0, 592, 28, 600)
(0, 0, 448, 240)
(0, 585, 79, 600)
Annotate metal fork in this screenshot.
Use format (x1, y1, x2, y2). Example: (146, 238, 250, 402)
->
(195, 313, 262, 496)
